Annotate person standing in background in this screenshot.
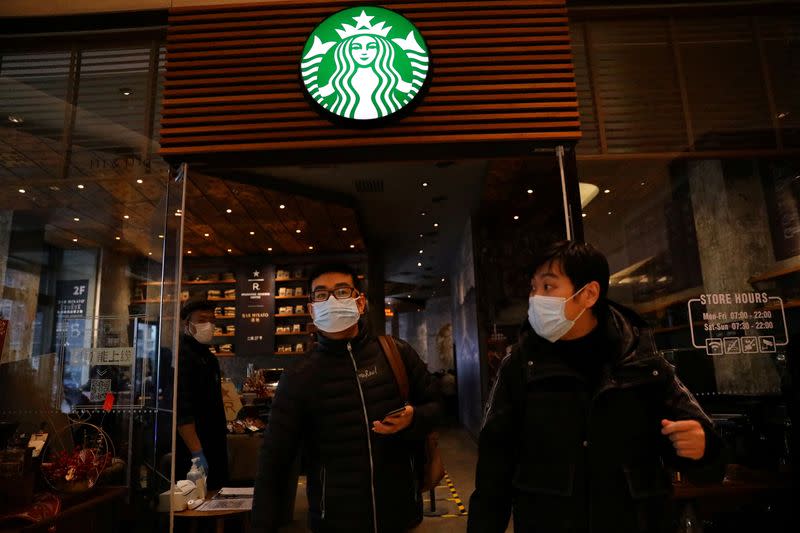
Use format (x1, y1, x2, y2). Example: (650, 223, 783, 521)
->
(176, 300, 229, 489)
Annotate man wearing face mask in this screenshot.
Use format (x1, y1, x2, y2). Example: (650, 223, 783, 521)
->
(468, 241, 725, 533)
(176, 300, 229, 490)
(252, 264, 442, 533)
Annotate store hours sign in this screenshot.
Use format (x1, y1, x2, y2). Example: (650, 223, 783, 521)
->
(300, 6, 430, 122)
(688, 292, 789, 356)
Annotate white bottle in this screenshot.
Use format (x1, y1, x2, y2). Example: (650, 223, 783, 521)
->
(186, 458, 207, 500)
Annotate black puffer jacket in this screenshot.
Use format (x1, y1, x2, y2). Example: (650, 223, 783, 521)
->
(252, 324, 442, 533)
(468, 303, 726, 533)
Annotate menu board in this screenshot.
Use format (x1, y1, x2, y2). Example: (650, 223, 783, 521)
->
(235, 265, 275, 356)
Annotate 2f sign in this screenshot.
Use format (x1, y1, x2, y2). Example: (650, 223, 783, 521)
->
(73, 285, 86, 296)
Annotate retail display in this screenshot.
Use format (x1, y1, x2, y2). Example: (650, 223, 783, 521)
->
(274, 266, 313, 355)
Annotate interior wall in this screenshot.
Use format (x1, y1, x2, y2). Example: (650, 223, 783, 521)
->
(451, 218, 483, 437)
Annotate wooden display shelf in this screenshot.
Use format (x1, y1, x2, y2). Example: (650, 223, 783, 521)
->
(276, 278, 308, 282)
(214, 315, 237, 320)
(275, 313, 310, 318)
(749, 263, 800, 285)
(138, 280, 237, 286)
(274, 351, 306, 355)
(275, 295, 307, 300)
(631, 286, 703, 315)
(214, 333, 235, 338)
(214, 352, 236, 357)
(208, 297, 236, 301)
(765, 298, 800, 311)
(275, 332, 310, 336)
(653, 321, 705, 334)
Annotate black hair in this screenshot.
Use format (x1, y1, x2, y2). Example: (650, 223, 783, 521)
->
(180, 299, 216, 320)
(308, 263, 363, 293)
(531, 241, 610, 304)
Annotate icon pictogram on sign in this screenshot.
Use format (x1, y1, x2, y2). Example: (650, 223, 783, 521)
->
(759, 336, 776, 353)
(705, 338, 723, 356)
(741, 337, 759, 354)
(723, 337, 741, 355)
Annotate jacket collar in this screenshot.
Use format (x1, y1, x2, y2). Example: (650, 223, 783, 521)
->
(315, 319, 371, 354)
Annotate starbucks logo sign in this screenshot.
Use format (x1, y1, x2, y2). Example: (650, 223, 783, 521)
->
(301, 7, 430, 122)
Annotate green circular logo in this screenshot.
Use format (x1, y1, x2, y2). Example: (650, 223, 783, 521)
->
(301, 6, 430, 121)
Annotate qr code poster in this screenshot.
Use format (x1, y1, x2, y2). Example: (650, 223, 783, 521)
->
(89, 379, 112, 401)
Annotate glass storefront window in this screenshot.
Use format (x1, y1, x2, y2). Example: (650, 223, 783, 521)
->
(1, 31, 184, 529)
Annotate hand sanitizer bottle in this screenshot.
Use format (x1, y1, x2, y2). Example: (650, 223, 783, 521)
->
(186, 457, 207, 500)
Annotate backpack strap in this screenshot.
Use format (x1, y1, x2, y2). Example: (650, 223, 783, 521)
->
(378, 335, 410, 401)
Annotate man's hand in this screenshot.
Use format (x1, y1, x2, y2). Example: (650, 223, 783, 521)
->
(661, 419, 705, 460)
(372, 405, 414, 435)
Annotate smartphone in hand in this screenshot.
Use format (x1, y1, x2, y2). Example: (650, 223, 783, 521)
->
(382, 406, 407, 422)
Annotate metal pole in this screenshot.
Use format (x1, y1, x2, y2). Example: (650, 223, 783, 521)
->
(556, 145, 573, 241)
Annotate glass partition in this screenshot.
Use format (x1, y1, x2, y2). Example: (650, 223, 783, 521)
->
(0, 30, 183, 531)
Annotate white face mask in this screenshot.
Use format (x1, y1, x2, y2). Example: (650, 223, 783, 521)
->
(190, 322, 215, 344)
(528, 284, 589, 343)
(310, 296, 361, 334)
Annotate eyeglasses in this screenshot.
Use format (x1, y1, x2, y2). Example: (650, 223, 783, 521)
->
(310, 286, 359, 302)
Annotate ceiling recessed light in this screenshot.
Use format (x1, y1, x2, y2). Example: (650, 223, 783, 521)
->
(419, 249, 423, 254)
(441, 278, 445, 282)
(407, 295, 411, 298)
(419, 233, 423, 238)
(72, 238, 78, 242)
(608, 211, 613, 215)
(49, 186, 60, 191)
(120, 88, 133, 96)
(582, 213, 587, 218)
(158, 234, 164, 239)
(18, 188, 25, 194)
(148, 252, 153, 256)
(527, 189, 534, 194)
(226, 208, 232, 214)
(279, 204, 285, 209)
(296, 229, 301, 234)
(227, 248, 232, 253)
(8, 113, 24, 124)
(341, 227, 348, 232)
(777, 111, 789, 119)
(136, 179, 143, 184)
(604, 189, 611, 194)
(513, 215, 519, 220)
(77, 184, 84, 189)
(123, 215, 130, 219)
(73, 217, 80, 222)
(267, 247, 273, 252)
(187, 250, 192, 254)
(115, 236, 121, 240)
(417, 262, 422, 267)
(249, 231, 255, 235)
(420, 211, 427, 216)
(422, 182, 428, 187)
(350, 244, 355, 249)
(641, 181, 646, 186)
(433, 223, 439, 228)
(204, 233, 210, 237)
(308, 246, 314, 250)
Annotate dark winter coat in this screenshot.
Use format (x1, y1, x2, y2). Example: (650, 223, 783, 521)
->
(468, 303, 725, 533)
(251, 324, 442, 533)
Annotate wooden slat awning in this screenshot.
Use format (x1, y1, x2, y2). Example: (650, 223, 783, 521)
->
(160, 0, 580, 159)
